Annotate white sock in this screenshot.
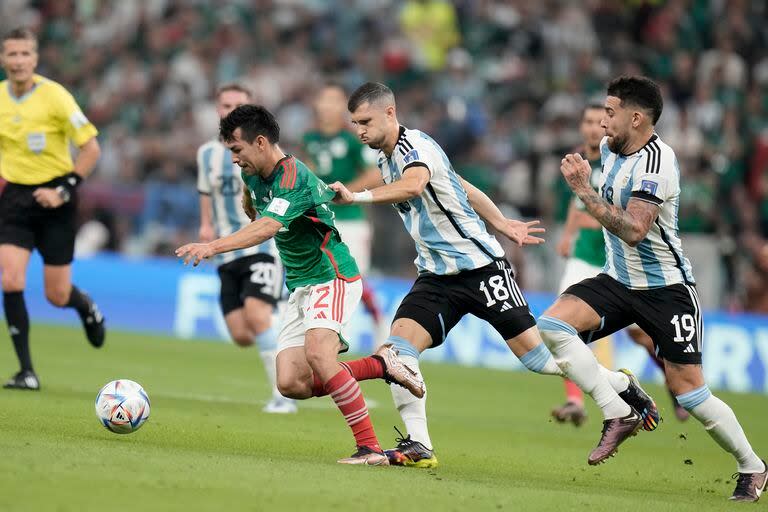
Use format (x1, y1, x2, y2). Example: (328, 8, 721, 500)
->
(258, 349, 282, 400)
(678, 386, 763, 473)
(518, 342, 564, 376)
(598, 366, 629, 393)
(538, 316, 631, 420)
(390, 354, 432, 450)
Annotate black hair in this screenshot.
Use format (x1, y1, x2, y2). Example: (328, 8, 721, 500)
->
(2, 27, 37, 49)
(219, 104, 280, 144)
(584, 102, 605, 114)
(606, 76, 663, 125)
(347, 82, 395, 112)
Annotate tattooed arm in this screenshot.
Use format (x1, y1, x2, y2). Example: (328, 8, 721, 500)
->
(560, 153, 659, 247)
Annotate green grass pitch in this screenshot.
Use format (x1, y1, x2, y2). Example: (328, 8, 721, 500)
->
(0, 324, 765, 511)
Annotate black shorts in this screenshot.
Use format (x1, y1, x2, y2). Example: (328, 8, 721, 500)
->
(393, 259, 536, 347)
(0, 178, 77, 265)
(217, 253, 282, 315)
(565, 273, 703, 365)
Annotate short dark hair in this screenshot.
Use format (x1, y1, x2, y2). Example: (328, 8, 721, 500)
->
(606, 76, 663, 125)
(321, 82, 346, 95)
(216, 83, 252, 100)
(219, 105, 280, 144)
(348, 82, 395, 112)
(2, 27, 37, 49)
(584, 102, 605, 114)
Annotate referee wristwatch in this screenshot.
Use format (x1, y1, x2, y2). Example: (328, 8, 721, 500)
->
(55, 172, 83, 203)
(55, 185, 71, 203)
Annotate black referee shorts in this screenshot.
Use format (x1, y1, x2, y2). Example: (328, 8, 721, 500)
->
(393, 259, 536, 348)
(0, 177, 77, 265)
(565, 273, 703, 365)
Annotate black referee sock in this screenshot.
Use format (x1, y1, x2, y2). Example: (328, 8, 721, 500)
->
(3, 291, 32, 372)
(65, 286, 91, 318)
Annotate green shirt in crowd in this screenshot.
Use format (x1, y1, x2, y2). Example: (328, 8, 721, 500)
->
(301, 130, 375, 221)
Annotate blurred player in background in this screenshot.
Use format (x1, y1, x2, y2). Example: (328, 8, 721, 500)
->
(551, 104, 689, 425)
(301, 84, 386, 341)
(178, 104, 424, 465)
(0, 28, 105, 390)
(335, 82, 563, 468)
(197, 84, 294, 414)
(540, 76, 765, 501)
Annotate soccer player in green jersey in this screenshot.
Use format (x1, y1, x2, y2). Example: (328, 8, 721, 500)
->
(176, 105, 424, 465)
(551, 104, 689, 426)
(301, 84, 385, 339)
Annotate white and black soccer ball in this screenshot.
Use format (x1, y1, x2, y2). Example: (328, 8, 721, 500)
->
(95, 379, 150, 434)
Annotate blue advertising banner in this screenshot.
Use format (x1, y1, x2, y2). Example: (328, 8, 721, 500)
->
(9, 253, 768, 394)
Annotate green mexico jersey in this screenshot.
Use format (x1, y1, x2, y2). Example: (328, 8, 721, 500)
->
(571, 157, 606, 268)
(242, 156, 359, 291)
(301, 130, 375, 221)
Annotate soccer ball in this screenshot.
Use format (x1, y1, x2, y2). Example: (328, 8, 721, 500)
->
(95, 379, 150, 434)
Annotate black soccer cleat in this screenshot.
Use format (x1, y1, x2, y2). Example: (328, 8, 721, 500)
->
(730, 460, 768, 502)
(618, 368, 660, 431)
(384, 427, 438, 468)
(3, 370, 40, 391)
(80, 293, 105, 348)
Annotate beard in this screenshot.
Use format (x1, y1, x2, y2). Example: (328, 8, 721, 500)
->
(606, 132, 628, 154)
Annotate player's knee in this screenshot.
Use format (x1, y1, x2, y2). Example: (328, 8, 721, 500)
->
(230, 330, 254, 347)
(276, 375, 307, 399)
(45, 286, 70, 307)
(246, 314, 272, 336)
(1, 271, 26, 292)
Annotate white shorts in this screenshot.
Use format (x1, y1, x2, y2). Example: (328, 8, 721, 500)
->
(557, 258, 603, 294)
(276, 278, 363, 353)
(335, 220, 372, 274)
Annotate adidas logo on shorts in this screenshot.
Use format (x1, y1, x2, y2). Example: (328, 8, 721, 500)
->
(683, 344, 696, 353)
(500, 301, 513, 312)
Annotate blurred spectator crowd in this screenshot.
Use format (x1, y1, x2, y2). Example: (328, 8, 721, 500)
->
(2, 0, 768, 311)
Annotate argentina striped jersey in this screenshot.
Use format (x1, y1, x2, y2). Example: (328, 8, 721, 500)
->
(376, 126, 505, 274)
(598, 134, 695, 289)
(196, 139, 276, 266)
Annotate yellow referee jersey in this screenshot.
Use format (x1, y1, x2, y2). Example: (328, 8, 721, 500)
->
(0, 74, 98, 185)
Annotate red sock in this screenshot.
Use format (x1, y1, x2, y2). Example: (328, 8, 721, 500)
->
(340, 357, 384, 381)
(564, 379, 584, 405)
(310, 358, 384, 397)
(311, 374, 326, 397)
(325, 369, 380, 451)
(360, 281, 382, 323)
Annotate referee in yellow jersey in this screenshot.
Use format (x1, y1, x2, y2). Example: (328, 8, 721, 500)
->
(0, 28, 105, 390)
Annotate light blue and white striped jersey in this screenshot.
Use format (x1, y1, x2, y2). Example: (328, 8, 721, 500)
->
(598, 134, 695, 289)
(196, 139, 277, 266)
(376, 126, 505, 275)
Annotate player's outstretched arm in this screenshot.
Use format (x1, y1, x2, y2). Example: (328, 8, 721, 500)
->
(459, 176, 545, 247)
(175, 217, 282, 266)
(330, 166, 430, 205)
(346, 168, 385, 192)
(561, 153, 659, 246)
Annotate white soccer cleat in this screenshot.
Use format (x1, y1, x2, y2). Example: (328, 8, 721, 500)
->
(262, 396, 297, 414)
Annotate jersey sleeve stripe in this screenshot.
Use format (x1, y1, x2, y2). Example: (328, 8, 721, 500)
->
(289, 158, 297, 188)
(402, 161, 425, 172)
(650, 141, 661, 174)
(630, 190, 662, 204)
